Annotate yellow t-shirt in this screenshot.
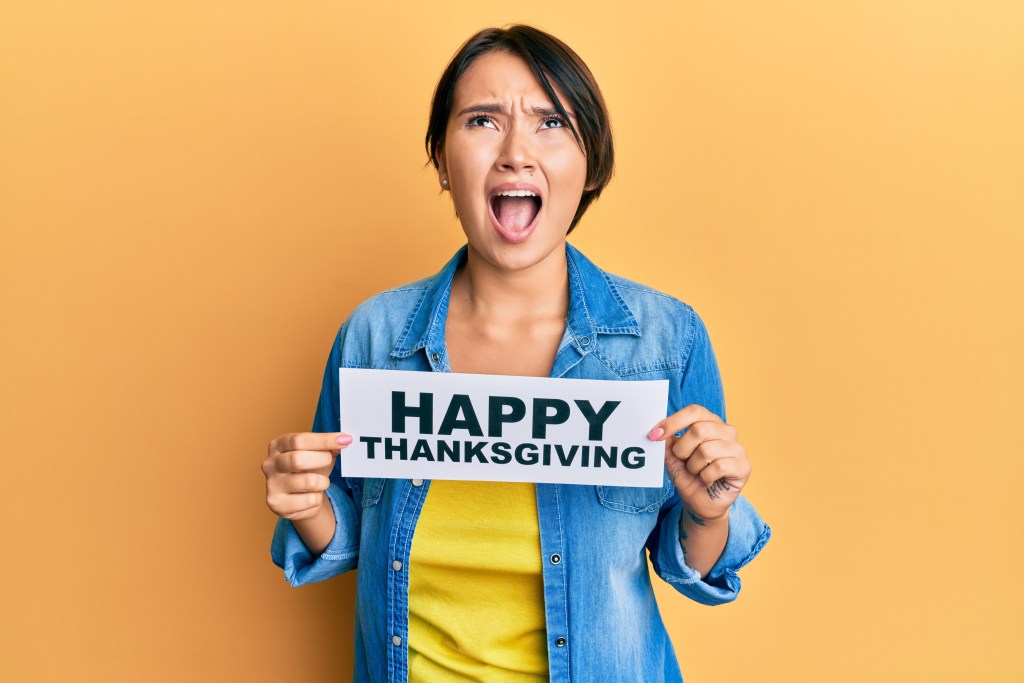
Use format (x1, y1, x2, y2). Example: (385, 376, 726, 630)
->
(408, 481, 549, 682)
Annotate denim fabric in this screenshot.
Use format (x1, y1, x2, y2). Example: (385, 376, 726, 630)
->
(271, 243, 772, 683)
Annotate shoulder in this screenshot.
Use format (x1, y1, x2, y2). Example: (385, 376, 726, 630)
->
(590, 262, 723, 416)
(599, 267, 709, 361)
(345, 275, 432, 332)
(565, 246, 720, 385)
(334, 273, 437, 367)
(567, 243, 699, 338)
(604, 270, 695, 321)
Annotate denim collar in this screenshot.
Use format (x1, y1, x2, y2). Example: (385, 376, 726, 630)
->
(390, 242, 640, 362)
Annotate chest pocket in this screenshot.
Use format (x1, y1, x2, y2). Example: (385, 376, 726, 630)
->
(596, 473, 673, 513)
(357, 477, 385, 507)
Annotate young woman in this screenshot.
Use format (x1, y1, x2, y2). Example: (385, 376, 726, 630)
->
(263, 25, 771, 683)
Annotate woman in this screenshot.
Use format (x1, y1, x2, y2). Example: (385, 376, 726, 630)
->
(264, 25, 771, 683)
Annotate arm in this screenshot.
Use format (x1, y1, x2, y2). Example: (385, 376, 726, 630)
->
(290, 490, 338, 556)
(650, 493, 771, 605)
(268, 322, 363, 586)
(678, 505, 729, 579)
(647, 306, 771, 603)
(270, 481, 361, 587)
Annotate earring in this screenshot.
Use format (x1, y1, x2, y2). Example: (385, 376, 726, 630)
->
(442, 179, 448, 187)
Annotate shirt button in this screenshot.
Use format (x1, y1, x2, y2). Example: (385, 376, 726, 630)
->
(579, 336, 591, 346)
(555, 637, 567, 647)
(550, 553, 561, 565)
(392, 560, 403, 571)
(412, 479, 424, 487)
(430, 352, 440, 363)
(392, 635, 402, 647)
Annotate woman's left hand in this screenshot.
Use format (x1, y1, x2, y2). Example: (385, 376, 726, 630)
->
(648, 405, 751, 521)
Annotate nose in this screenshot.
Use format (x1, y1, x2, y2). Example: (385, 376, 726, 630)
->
(496, 125, 536, 175)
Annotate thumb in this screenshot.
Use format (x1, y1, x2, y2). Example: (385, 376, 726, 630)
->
(332, 432, 354, 455)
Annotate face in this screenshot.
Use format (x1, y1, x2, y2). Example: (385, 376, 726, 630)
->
(436, 50, 592, 273)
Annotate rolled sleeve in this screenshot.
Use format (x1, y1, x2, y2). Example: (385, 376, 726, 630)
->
(270, 482, 360, 587)
(651, 494, 771, 605)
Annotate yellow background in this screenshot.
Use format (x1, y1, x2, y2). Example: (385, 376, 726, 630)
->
(2, 1, 1021, 681)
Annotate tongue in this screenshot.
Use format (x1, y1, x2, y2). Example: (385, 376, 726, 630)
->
(494, 196, 539, 231)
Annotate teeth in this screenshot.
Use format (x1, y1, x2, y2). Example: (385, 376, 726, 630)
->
(495, 189, 538, 197)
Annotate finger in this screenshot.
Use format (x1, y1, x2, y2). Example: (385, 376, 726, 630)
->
(276, 449, 339, 473)
(695, 456, 750, 488)
(267, 490, 325, 518)
(275, 472, 331, 495)
(269, 432, 353, 456)
(647, 404, 723, 442)
(261, 454, 275, 477)
(675, 438, 735, 475)
(665, 419, 736, 462)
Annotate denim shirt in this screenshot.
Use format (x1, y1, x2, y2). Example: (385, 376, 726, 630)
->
(271, 243, 772, 683)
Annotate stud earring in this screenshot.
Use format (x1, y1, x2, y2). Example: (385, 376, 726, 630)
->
(442, 179, 448, 186)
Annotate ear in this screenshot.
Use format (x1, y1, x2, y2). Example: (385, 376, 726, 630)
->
(435, 144, 449, 190)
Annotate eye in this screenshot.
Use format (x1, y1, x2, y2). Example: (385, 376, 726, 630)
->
(467, 115, 497, 129)
(542, 115, 567, 129)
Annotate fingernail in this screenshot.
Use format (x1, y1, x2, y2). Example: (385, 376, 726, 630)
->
(336, 434, 353, 445)
(647, 427, 664, 440)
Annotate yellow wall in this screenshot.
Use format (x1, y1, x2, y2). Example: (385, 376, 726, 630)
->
(2, 2, 1021, 681)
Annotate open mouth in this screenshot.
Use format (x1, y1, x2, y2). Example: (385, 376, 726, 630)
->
(489, 189, 542, 242)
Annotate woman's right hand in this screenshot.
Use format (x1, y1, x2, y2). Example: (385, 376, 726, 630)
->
(263, 432, 353, 521)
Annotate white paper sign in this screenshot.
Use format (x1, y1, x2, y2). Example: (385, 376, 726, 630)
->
(338, 368, 669, 487)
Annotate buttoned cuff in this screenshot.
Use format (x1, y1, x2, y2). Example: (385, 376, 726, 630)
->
(270, 483, 360, 587)
(653, 494, 771, 605)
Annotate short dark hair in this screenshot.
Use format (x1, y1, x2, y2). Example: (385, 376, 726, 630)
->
(425, 25, 614, 234)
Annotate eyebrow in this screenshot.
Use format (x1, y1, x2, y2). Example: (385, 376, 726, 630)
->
(456, 102, 577, 120)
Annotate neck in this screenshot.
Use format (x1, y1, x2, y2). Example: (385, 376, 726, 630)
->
(453, 243, 570, 322)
